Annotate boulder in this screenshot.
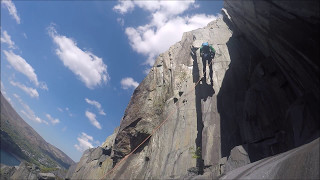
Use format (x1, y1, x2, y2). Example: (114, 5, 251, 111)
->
(10, 162, 37, 180)
(0, 164, 17, 180)
(225, 145, 250, 172)
(38, 172, 55, 180)
(221, 138, 320, 179)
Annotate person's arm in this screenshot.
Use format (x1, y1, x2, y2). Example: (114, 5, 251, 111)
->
(200, 46, 203, 57)
(209, 45, 216, 54)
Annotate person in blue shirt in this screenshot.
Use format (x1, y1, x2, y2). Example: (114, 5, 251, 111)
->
(200, 42, 215, 85)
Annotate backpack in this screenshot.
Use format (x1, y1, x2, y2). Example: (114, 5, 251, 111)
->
(202, 45, 210, 53)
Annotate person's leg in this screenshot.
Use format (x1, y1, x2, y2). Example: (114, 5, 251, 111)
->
(209, 58, 213, 85)
(202, 57, 206, 81)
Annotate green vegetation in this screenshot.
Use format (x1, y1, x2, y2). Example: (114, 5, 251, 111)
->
(190, 146, 201, 159)
(40, 167, 59, 173)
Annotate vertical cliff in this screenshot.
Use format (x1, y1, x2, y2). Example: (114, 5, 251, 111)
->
(220, 0, 320, 162)
(67, 1, 319, 179)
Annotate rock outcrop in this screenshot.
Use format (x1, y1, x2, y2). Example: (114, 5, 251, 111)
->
(220, 0, 320, 163)
(67, 0, 319, 179)
(225, 145, 250, 172)
(38, 172, 55, 180)
(10, 162, 38, 180)
(0, 164, 17, 180)
(1, 162, 68, 180)
(66, 147, 112, 179)
(221, 138, 319, 179)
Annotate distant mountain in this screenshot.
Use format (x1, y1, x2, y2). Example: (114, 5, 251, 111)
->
(0, 92, 74, 169)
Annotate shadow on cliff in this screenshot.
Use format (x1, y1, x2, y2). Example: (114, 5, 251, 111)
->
(217, 29, 320, 162)
(191, 47, 215, 175)
(217, 34, 247, 159)
(217, 32, 295, 161)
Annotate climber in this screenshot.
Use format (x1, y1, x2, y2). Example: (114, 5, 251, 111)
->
(200, 42, 215, 85)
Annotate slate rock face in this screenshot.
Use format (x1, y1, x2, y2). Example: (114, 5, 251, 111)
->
(65, 163, 77, 180)
(107, 18, 234, 179)
(221, 138, 320, 179)
(38, 172, 55, 180)
(219, 0, 320, 163)
(0, 164, 17, 180)
(67, 0, 319, 179)
(68, 147, 113, 179)
(225, 145, 250, 172)
(10, 162, 38, 180)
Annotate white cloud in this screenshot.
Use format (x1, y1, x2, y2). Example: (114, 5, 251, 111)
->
(1, 30, 16, 49)
(10, 80, 39, 98)
(74, 132, 95, 152)
(3, 50, 38, 85)
(39, 82, 48, 91)
(114, 1, 194, 16)
(57, 107, 63, 112)
(13, 93, 47, 124)
(117, 17, 125, 26)
(113, 0, 135, 14)
(3, 50, 48, 90)
(85, 98, 106, 115)
(46, 114, 60, 125)
(114, 0, 219, 66)
(1, 0, 20, 24)
(85, 110, 102, 129)
(120, 77, 139, 90)
(125, 14, 218, 66)
(193, 3, 200, 9)
(48, 25, 109, 89)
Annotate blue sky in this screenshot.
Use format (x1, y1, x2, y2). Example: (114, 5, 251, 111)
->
(1, 0, 223, 162)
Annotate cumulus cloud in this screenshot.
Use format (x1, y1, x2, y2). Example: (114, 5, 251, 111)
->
(114, 1, 194, 15)
(85, 98, 106, 115)
(113, 0, 135, 14)
(120, 77, 139, 90)
(13, 93, 48, 124)
(10, 81, 39, 98)
(46, 114, 60, 125)
(3, 50, 48, 90)
(1, 30, 16, 49)
(85, 110, 102, 129)
(125, 14, 218, 66)
(114, 0, 219, 66)
(74, 132, 94, 152)
(48, 25, 109, 89)
(1, 0, 20, 24)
